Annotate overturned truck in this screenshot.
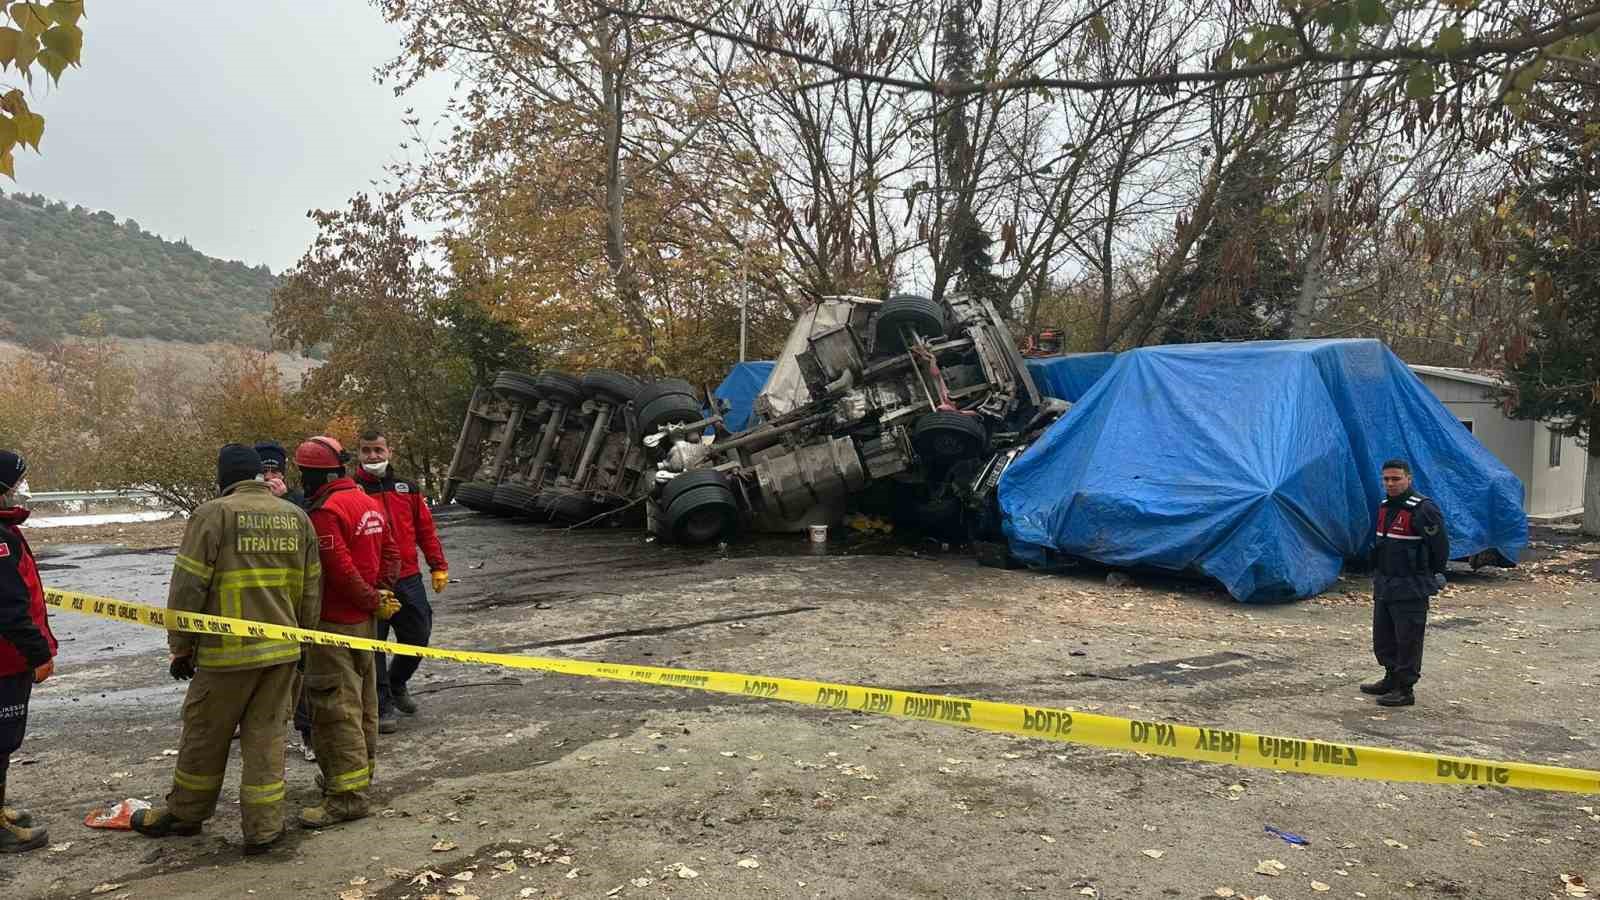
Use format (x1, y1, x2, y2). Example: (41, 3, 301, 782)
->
(444, 293, 1065, 545)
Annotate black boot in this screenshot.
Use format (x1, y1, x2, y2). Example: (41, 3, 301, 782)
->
(130, 807, 203, 838)
(1376, 687, 1415, 707)
(391, 686, 418, 716)
(1360, 673, 1394, 695)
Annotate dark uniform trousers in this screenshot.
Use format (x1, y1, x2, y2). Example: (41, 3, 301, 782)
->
(1373, 581, 1429, 688)
(168, 663, 297, 843)
(0, 672, 32, 791)
(376, 572, 433, 715)
(303, 619, 378, 817)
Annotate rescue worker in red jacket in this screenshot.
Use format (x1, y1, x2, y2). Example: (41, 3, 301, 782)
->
(354, 429, 448, 735)
(1360, 458, 1449, 709)
(295, 437, 401, 828)
(0, 450, 55, 854)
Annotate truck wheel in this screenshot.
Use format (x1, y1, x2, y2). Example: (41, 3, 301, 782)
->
(659, 469, 730, 509)
(876, 294, 946, 352)
(639, 392, 705, 437)
(532, 371, 584, 406)
(492, 482, 540, 517)
(636, 377, 698, 408)
(581, 369, 644, 405)
(537, 488, 596, 524)
(664, 482, 738, 544)
(455, 481, 497, 513)
(913, 411, 988, 462)
(492, 371, 543, 403)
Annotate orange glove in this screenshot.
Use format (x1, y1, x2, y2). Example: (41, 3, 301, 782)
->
(431, 570, 449, 593)
(34, 659, 54, 684)
(375, 590, 401, 621)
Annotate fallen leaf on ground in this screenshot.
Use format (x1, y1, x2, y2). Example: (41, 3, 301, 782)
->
(737, 858, 760, 868)
(1383, 838, 1409, 849)
(1214, 890, 1236, 898)
(411, 871, 444, 886)
(1040, 835, 1056, 844)
(493, 850, 513, 858)
(1255, 859, 1287, 876)
(1142, 849, 1165, 859)
(432, 840, 458, 852)
(606, 887, 623, 897)
(452, 871, 474, 882)
(565, 868, 580, 879)
(339, 891, 365, 900)
(49, 842, 73, 852)
(494, 861, 517, 873)
(676, 865, 699, 879)
(349, 877, 369, 886)
(384, 868, 412, 879)
(1312, 881, 1331, 892)
(90, 886, 123, 896)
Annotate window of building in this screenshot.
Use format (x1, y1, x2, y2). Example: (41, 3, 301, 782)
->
(1459, 419, 1474, 434)
(1549, 428, 1563, 468)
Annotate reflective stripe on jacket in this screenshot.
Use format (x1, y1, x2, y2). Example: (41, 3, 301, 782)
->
(167, 480, 323, 670)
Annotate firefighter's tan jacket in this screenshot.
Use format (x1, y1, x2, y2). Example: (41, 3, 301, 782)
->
(167, 479, 322, 669)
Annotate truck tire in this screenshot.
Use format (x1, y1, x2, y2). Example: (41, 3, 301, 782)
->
(492, 371, 542, 403)
(581, 369, 643, 405)
(664, 481, 738, 544)
(913, 411, 988, 462)
(537, 488, 596, 524)
(532, 371, 584, 406)
(455, 481, 496, 513)
(493, 481, 541, 517)
(636, 377, 698, 408)
(876, 294, 946, 352)
(638, 392, 706, 437)
(660, 469, 730, 509)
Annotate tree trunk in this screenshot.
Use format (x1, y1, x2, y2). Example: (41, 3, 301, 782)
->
(598, 20, 654, 357)
(1290, 60, 1358, 338)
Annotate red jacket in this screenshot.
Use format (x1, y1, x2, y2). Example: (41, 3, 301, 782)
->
(308, 478, 401, 625)
(0, 507, 56, 678)
(356, 466, 446, 579)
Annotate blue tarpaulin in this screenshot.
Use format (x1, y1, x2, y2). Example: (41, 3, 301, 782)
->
(713, 361, 774, 432)
(1025, 353, 1117, 403)
(999, 339, 1528, 603)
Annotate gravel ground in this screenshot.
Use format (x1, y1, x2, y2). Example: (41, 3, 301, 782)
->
(4, 511, 1598, 900)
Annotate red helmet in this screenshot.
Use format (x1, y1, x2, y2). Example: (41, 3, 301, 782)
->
(293, 436, 346, 470)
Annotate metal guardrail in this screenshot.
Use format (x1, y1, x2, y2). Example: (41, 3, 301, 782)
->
(26, 490, 157, 504)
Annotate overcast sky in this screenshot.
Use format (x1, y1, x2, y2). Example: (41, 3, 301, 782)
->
(10, 1, 449, 272)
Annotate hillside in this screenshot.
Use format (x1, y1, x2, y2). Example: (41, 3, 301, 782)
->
(0, 191, 279, 345)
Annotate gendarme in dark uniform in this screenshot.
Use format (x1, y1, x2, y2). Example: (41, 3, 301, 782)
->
(1360, 459, 1449, 708)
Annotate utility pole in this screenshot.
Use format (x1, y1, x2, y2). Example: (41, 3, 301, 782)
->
(738, 219, 749, 362)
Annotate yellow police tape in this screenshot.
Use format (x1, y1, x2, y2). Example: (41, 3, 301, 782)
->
(45, 588, 1600, 795)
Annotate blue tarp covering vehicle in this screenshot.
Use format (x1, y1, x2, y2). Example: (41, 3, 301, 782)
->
(712, 361, 775, 432)
(998, 339, 1528, 603)
(1024, 352, 1117, 403)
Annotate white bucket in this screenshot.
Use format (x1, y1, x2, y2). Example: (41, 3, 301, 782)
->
(808, 524, 828, 543)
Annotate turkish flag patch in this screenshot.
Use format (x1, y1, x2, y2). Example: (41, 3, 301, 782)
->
(0, 543, 10, 558)
(318, 534, 334, 550)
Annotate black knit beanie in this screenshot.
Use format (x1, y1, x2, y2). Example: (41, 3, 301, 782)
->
(217, 443, 262, 491)
(0, 450, 25, 494)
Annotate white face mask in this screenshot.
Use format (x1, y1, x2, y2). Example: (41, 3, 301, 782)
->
(7, 479, 29, 508)
(362, 461, 389, 477)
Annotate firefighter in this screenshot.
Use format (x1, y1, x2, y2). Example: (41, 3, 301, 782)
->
(355, 429, 448, 734)
(295, 436, 400, 829)
(1360, 458, 1449, 708)
(131, 445, 321, 855)
(0, 450, 55, 854)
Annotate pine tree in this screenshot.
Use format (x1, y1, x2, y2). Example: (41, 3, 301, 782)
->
(1161, 150, 1298, 344)
(1500, 81, 1600, 535)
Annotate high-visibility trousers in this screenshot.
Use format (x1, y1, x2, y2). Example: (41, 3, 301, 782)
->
(168, 662, 296, 844)
(303, 619, 379, 816)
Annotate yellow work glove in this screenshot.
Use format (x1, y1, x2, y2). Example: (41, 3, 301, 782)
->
(431, 570, 449, 593)
(375, 589, 401, 621)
